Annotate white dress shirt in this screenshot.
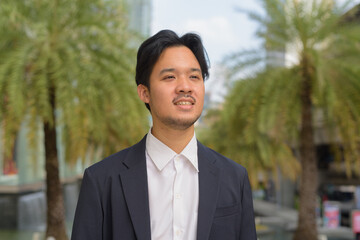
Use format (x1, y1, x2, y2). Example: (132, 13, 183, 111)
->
(145, 129, 199, 240)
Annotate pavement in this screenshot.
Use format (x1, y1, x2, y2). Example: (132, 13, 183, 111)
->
(254, 199, 355, 239)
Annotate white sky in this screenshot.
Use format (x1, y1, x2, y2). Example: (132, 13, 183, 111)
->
(151, 0, 262, 64)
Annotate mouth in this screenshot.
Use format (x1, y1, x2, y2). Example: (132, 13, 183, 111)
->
(173, 94, 196, 106)
(175, 101, 193, 105)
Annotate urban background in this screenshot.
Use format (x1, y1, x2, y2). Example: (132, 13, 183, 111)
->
(0, 0, 360, 240)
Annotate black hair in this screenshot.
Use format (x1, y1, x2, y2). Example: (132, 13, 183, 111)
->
(135, 29, 210, 111)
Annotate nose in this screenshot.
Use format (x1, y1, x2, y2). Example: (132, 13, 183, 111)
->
(175, 76, 192, 94)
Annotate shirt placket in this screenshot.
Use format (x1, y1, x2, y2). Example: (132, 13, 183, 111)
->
(173, 154, 184, 240)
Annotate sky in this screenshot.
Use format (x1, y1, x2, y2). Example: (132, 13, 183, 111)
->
(151, 0, 262, 63)
(151, 0, 263, 103)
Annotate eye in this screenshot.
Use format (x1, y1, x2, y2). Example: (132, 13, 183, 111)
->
(163, 75, 175, 80)
(190, 75, 201, 80)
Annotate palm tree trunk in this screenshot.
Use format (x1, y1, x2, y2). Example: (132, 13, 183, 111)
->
(44, 86, 68, 240)
(293, 55, 318, 240)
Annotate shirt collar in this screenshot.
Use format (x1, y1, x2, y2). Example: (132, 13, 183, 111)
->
(146, 128, 198, 172)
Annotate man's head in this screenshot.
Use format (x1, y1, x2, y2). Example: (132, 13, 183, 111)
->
(136, 30, 210, 111)
(136, 30, 210, 131)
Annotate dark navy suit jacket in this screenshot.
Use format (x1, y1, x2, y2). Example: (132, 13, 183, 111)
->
(71, 136, 257, 240)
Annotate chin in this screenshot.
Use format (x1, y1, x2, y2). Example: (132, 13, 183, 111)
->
(162, 116, 200, 130)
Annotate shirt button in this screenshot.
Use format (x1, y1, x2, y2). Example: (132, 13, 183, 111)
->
(175, 193, 181, 199)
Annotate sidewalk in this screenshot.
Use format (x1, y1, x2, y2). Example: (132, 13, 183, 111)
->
(254, 199, 354, 239)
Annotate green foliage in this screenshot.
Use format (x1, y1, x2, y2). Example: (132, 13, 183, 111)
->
(0, 0, 148, 164)
(203, 0, 360, 185)
(202, 68, 302, 186)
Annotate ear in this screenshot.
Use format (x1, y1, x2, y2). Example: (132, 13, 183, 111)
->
(137, 84, 150, 104)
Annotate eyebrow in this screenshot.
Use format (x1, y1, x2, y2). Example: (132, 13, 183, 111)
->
(190, 68, 202, 73)
(159, 68, 202, 75)
(159, 68, 175, 75)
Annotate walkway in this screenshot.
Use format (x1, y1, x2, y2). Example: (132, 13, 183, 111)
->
(254, 199, 354, 239)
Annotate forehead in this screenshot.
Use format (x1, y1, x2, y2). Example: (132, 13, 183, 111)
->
(153, 46, 201, 71)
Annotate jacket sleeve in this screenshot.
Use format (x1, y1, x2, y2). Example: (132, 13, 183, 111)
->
(71, 168, 103, 240)
(239, 170, 257, 240)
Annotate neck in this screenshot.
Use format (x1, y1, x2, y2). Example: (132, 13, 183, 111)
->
(151, 124, 195, 154)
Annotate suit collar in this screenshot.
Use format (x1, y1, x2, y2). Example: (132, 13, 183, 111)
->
(122, 135, 147, 169)
(196, 141, 222, 240)
(119, 137, 222, 240)
(119, 135, 151, 240)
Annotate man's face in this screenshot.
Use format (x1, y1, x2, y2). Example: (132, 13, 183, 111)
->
(137, 46, 205, 131)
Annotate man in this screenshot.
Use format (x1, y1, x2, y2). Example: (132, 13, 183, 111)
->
(71, 30, 257, 240)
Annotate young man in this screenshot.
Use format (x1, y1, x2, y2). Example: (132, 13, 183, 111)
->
(71, 30, 257, 240)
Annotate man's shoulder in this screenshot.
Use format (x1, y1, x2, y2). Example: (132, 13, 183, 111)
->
(86, 136, 146, 177)
(84, 146, 131, 179)
(91, 146, 131, 168)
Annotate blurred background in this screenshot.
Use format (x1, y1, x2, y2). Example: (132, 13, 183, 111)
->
(1, 0, 360, 239)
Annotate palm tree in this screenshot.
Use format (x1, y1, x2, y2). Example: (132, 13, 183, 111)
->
(200, 68, 301, 188)
(203, 0, 360, 239)
(0, 0, 148, 239)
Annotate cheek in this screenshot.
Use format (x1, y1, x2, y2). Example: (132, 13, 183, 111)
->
(197, 82, 205, 93)
(149, 89, 170, 109)
(196, 86, 205, 103)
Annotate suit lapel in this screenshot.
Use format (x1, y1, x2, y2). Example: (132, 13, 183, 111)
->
(196, 142, 221, 240)
(119, 136, 151, 240)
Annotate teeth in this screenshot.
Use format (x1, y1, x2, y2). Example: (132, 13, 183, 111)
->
(176, 101, 192, 105)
